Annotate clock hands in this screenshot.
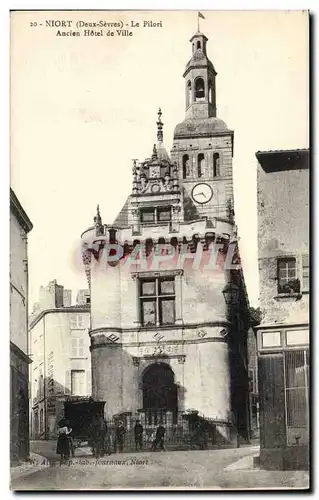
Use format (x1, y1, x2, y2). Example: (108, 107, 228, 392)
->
(192, 184, 213, 204)
(195, 191, 206, 199)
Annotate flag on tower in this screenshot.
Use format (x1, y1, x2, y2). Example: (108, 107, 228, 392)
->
(198, 12, 205, 19)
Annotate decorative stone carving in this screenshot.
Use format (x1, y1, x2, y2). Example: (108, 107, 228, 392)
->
(132, 357, 140, 366)
(178, 355, 186, 364)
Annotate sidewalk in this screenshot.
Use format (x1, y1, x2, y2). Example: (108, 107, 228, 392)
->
(223, 449, 310, 490)
(10, 452, 49, 483)
(30, 440, 93, 460)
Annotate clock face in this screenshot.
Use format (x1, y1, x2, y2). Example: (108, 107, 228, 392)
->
(191, 183, 213, 204)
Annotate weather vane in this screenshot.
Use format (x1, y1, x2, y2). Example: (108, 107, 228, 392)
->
(197, 11, 205, 32)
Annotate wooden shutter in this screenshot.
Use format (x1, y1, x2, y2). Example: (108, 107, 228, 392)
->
(87, 370, 92, 396)
(258, 353, 286, 449)
(302, 254, 309, 291)
(65, 371, 71, 395)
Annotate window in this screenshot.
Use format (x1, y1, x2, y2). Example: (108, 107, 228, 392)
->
(139, 277, 175, 326)
(71, 370, 86, 396)
(277, 258, 300, 294)
(196, 41, 201, 50)
(140, 207, 171, 224)
(197, 153, 205, 178)
(213, 152, 220, 177)
(71, 337, 85, 358)
(86, 297, 91, 304)
(262, 331, 281, 348)
(70, 314, 85, 329)
(302, 254, 309, 292)
(141, 208, 155, 224)
(284, 350, 309, 432)
(182, 154, 190, 179)
(157, 207, 171, 222)
(195, 78, 205, 100)
(208, 82, 213, 104)
(186, 81, 192, 107)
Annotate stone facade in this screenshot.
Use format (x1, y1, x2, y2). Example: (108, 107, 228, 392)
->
(29, 282, 91, 439)
(10, 188, 33, 465)
(255, 149, 309, 470)
(82, 30, 251, 442)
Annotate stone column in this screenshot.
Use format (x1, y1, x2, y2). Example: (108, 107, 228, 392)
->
(175, 273, 183, 325)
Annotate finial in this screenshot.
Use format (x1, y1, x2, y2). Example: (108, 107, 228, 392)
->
(157, 108, 163, 142)
(132, 159, 138, 173)
(94, 204, 102, 225)
(152, 143, 158, 159)
(197, 12, 205, 32)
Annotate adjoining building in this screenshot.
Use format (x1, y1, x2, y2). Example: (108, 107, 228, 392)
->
(247, 327, 259, 440)
(81, 30, 252, 444)
(10, 188, 33, 465)
(255, 149, 309, 470)
(29, 281, 91, 439)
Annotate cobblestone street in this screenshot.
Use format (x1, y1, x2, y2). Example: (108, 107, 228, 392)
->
(10, 443, 309, 491)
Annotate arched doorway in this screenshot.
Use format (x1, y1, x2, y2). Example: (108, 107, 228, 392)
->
(142, 363, 177, 423)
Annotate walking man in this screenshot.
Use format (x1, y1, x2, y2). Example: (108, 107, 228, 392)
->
(100, 416, 108, 457)
(134, 420, 144, 451)
(151, 422, 166, 451)
(115, 421, 126, 453)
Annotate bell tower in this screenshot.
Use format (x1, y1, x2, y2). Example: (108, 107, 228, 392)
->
(171, 30, 234, 224)
(184, 32, 217, 119)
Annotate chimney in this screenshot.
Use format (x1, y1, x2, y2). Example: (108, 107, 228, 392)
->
(63, 289, 72, 307)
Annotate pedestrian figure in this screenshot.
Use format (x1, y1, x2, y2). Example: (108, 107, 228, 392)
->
(151, 422, 166, 451)
(89, 414, 103, 458)
(115, 421, 126, 453)
(56, 418, 72, 464)
(100, 416, 109, 457)
(202, 422, 209, 450)
(134, 420, 144, 451)
(65, 419, 75, 457)
(195, 421, 202, 449)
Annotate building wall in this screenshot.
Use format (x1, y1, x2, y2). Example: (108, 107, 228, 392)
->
(88, 242, 243, 428)
(91, 260, 228, 330)
(256, 152, 309, 470)
(30, 310, 91, 439)
(10, 212, 28, 353)
(257, 164, 309, 325)
(10, 198, 32, 464)
(91, 328, 231, 421)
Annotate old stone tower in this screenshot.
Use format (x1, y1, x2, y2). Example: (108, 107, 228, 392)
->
(81, 30, 250, 442)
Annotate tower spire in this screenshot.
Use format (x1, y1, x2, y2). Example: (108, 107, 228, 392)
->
(94, 204, 102, 226)
(157, 107, 163, 142)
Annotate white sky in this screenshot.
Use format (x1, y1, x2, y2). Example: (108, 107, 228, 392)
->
(10, 10, 309, 309)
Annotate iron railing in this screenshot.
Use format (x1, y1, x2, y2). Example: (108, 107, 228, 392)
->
(85, 410, 234, 452)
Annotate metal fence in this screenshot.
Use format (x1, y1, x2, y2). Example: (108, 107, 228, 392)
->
(82, 410, 234, 452)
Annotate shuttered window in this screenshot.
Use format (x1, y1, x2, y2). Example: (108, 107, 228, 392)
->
(302, 254, 309, 292)
(70, 314, 84, 329)
(70, 337, 85, 358)
(277, 257, 300, 294)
